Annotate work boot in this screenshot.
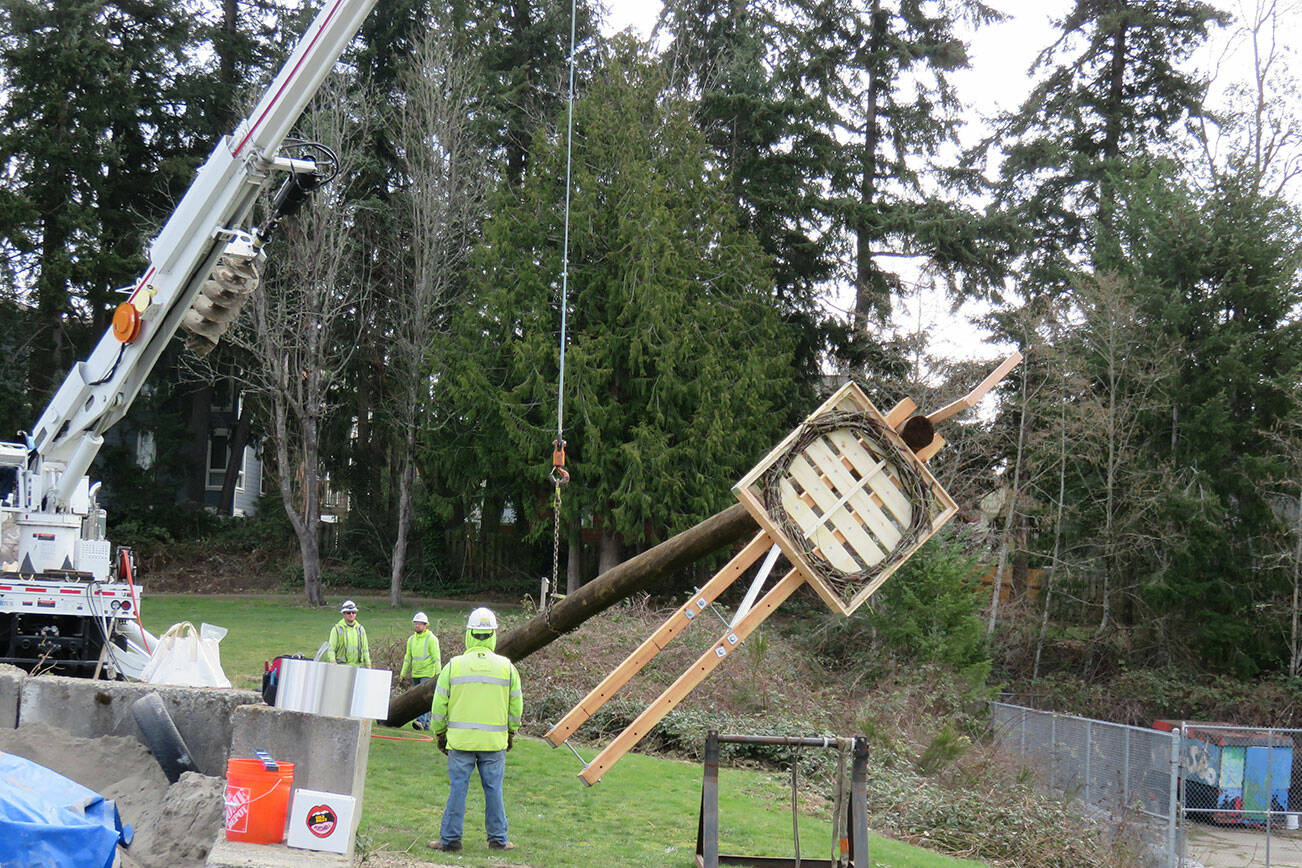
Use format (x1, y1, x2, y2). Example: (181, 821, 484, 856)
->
(428, 840, 461, 852)
(488, 840, 516, 850)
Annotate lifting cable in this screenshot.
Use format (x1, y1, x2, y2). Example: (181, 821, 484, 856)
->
(548, 0, 578, 607)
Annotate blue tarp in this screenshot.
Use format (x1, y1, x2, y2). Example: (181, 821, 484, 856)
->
(0, 751, 133, 868)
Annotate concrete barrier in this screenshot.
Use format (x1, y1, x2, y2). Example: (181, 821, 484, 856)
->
(18, 674, 260, 775)
(0, 664, 24, 728)
(227, 704, 371, 856)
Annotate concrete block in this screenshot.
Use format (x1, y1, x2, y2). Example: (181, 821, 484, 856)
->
(18, 675, 259, 775)
(0, 664, 25, 729)
(227, 705, 370, 855)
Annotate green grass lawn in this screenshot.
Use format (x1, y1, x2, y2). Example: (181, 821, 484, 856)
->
(142, 594, 990, 868)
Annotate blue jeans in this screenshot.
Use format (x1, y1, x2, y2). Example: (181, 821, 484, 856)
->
(412, 677, 430, 728)
(439, 749, 507, 846)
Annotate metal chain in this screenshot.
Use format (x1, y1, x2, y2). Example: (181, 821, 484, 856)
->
(551, 483, 563, 606)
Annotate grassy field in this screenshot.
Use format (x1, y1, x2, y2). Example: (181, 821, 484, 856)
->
(142, 593, 991, 867)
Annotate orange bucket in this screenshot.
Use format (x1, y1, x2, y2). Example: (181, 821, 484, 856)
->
(224, 758, 295, 843)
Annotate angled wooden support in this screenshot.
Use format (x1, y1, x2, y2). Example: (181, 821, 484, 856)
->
(544, 531, 773, 747)
(578, 568, 806, 785)
(925, 350, 1023, 426)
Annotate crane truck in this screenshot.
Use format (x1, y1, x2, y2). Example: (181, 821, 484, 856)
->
(0, 0, 378, 679)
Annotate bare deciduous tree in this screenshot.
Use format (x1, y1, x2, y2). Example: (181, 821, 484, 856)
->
(1263, 418, 1302, 676)
(1198, 0, 1302, 196)
(231, 78, 373, 606)
(1050, 274, 1175, 645)
(384, 29, 485, 607)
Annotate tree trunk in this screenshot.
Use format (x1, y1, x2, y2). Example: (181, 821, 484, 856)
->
(852, 0, 887, 329)
(389, 437, 414, 608)
(218, 398, 252, 516)
(1291, 488, 1302, 678)
(274, 395, 324, 607)
(566, 522, 582, 594)
(384, 503, 758, 726)
(1096, 13, 1128, 254)
(597, 528, 622, 576)
(988, 358, 1029, 637)
(1034, 384, 1070, 680)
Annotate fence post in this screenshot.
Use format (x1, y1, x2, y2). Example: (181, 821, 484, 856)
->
(1123, 728, 1130, 809)
(1085, 720, 1092, 806)
(1051, 714, 1058, 790)
(1168, 728, 1180, 868)
(1267, 728, 1275, 867)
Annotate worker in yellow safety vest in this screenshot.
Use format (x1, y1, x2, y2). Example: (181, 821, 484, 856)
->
(427, 607, 522, 854)
(324, 600, 371, 666)
(401, 611, 441, 730)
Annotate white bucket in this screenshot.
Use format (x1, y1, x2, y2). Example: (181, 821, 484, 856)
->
(1287, 813, 1299, 831)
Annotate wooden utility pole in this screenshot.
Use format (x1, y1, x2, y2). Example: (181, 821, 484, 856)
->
(382, 503, 757, 727)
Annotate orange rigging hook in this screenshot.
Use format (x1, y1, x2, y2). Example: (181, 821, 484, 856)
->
(550, 438, 570, 486)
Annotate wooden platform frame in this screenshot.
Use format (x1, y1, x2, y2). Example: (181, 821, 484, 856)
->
(732, 381, 958, 617)
(545, 354, 1021, 784)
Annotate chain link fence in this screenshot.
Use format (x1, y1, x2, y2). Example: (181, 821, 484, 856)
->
(991, 702, 1302, 867)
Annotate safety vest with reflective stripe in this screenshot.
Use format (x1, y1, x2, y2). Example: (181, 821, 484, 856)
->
(430, 648, 523, 751)
(401, 630, 441, 679)
(326, 619, 371, 667)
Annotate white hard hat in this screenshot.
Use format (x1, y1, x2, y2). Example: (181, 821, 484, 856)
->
(412, 611, 429, 624)
(340, 600, 358, 613)
(466, 607, 497, 631)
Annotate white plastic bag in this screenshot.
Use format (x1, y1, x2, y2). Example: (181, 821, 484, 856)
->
(140, 621, 231, 688)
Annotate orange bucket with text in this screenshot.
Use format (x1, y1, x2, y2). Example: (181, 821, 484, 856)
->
(224, 757, 295, 843)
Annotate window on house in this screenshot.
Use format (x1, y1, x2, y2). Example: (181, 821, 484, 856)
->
(206, 432, 245, 491)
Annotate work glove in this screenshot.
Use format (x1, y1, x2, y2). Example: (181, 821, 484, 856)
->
(437, 733, 448, 755)
(507, 732, 515, 751)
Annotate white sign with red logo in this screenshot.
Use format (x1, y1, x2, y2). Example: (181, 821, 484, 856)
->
(286, 788, 356, 854)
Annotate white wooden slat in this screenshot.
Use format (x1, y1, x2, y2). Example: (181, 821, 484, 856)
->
(777, 477, 862, 573)
(786, 454, 881, 572)
(823, 428, 894, 491)
(828, 429, 914, 526)
(800, 437, 899, 558)
(825, 429, 913, 529)
(779, 477, 826, 539)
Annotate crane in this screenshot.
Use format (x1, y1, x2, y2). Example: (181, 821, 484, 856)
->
(0, 0, 378, 678)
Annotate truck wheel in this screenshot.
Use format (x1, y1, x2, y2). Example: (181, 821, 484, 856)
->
(130, 693, 200, 783)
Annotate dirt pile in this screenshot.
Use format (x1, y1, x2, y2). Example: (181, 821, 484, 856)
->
(0, 721, 224, 868)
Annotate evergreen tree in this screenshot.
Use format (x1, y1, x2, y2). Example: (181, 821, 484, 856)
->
(994, 0, 1227, 287)
(447, 0, 599, 182)
(0, 0, 206, 403)
(1128, 169, 1302, 673)
(785, 0, 1009, 329)
(660, 0, 837, 389)
(1028, 162, 1302, 676)
(429, 39, 798, 583)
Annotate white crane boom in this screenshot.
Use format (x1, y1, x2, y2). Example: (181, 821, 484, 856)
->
(0, 0, 377, 677)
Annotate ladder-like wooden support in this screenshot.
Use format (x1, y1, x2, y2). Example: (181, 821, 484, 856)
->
(544, 531, 773, 746)
(547, 352, 1022, 784)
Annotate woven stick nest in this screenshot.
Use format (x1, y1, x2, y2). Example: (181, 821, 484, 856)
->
(758, 409, 939, 603)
